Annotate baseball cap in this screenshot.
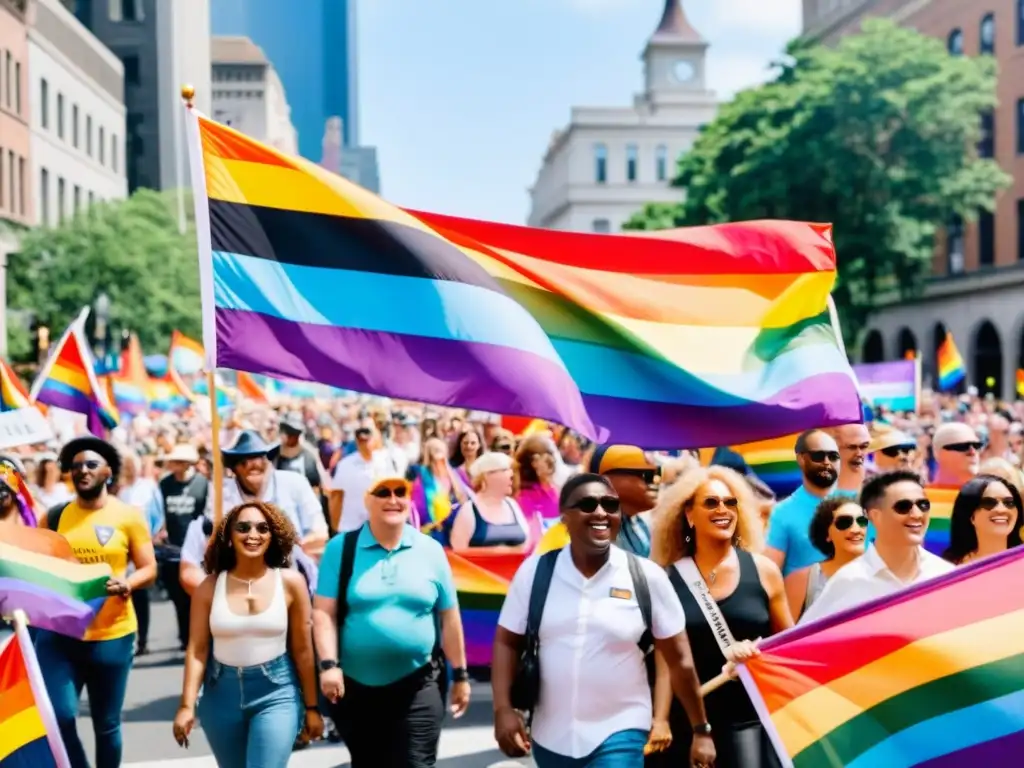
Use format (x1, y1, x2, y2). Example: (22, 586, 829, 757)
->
(365, 474, 411, 496)
(870, 429, 916, 453)
(589, 445, 657, 475)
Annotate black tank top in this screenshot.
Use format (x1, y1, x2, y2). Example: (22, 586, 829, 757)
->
(670, 549, 770, 729)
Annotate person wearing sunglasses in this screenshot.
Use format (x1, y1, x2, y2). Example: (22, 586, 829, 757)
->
(312, 474, 470, 766)
(931, 423, 981, 488)
(173, 500, 323, 764)
(870, 430, 918, 475)
(942, 474, 1023, 566)
(784, 498, 867, 621)
(764, 429, 841, 577)
(799, 470, 954, 625)
(37, 436, 157, 768)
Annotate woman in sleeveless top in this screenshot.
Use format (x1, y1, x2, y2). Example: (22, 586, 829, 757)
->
(449, 452, 529, 552)
(649, 466, 792, 767)
(784, 498, 867, 620)
(173, 501, 323, 767)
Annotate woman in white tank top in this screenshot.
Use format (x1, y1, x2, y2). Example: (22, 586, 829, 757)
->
(172, 501, 323, 767)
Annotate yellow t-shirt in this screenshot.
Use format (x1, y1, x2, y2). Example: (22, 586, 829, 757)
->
(537, 521, 570, 554)
(56, 497, 151, 641)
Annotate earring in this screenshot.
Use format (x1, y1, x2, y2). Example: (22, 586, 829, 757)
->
(685, 535, 691, 543)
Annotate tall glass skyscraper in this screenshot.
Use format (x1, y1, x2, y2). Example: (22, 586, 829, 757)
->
(210, 0, 359, 160)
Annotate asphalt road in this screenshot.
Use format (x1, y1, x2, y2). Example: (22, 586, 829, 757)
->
(70, 594, 530, 767)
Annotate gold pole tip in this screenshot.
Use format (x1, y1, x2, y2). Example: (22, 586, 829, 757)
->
(180, 84, 196, 102)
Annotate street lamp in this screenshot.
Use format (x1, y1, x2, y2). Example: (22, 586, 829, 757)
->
(93, 292, 111, 361)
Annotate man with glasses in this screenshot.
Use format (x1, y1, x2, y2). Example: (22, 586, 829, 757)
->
(765, 429, 841, 576)
(870, 430, 918, 474)
(931, 423, 981, 488)
(800, 470, 954, 624)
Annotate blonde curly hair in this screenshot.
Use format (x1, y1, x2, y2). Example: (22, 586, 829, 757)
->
(650, 465, 765, 567)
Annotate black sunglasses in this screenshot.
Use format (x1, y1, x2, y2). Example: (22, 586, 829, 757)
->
(355, 428, 372, 438)
(606, 468, 659, 484)
(803, 450, 840, 463)
(234, 521, 270, 534)
(69, 459, 105, 472)
(880, 445, 914, 458)
(834, 514, 868, 531)
(570, 495, 621, 514)
(494, 443, 513, 453)
(892, 498, 931, 515)
(979, 496, 1017, 511)
(700, 496, 739, 511)
(371, 485, 408, 499)
(942, 442, 981, 453)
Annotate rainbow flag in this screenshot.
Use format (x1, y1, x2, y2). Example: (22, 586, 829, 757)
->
(145, 377, 190, 412)
(1016, 369, 1024, 398)
(0, 543, 111, 639)
(447, 550, 524, 666)
(730, 433, 801, 496)
(922, 485, 957, 556)
(29, 309, 118, 435)
(236, 370, 268, 403)
(110, 334, 149, 416)
(854, 359, 919, 412)
(169, 330, 205, 376)
(937, 332, 966, 391)
(740, 546, 1024, 767)
(184, 115, 861, 448)
(0, 620, 70, 767)
(0, 361, 31, 412)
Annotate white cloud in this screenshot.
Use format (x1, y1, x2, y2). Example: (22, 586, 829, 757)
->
(564, 0, 634, 13)
(706, 0, 803, 38)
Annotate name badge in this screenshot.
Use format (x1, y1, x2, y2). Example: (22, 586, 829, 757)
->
(609, 587, 632, 600)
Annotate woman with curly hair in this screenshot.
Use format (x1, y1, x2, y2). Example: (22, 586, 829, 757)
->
(173, 501, 323, 767)
(648, 466, 791, 768)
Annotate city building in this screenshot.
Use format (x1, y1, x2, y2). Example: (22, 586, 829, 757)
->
(802, 0, 1024, 396)
(211, 36, 297, 155)
(527, 0, 717, 233)
(66, 0, 211, 193)
(28, 0, 128, 227)
(1, 0, 32, 228)
(319, 116, 380, 194)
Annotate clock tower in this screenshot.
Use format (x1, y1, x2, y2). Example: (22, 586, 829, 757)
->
(642, 0, 708, 103)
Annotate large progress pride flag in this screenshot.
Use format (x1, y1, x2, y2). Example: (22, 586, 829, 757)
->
(185, 112, 861, 447)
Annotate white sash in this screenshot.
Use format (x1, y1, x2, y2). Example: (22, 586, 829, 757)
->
(675, 557, 736, 656)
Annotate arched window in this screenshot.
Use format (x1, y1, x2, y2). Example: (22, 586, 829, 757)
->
(981, 13, 996, 55)
(948, 28, 964, 55)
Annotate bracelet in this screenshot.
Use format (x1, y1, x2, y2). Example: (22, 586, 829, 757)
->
(304, 704, 319, 711)
(451, 666, 470, 683)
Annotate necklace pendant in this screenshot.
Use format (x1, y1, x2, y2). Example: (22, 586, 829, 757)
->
(709, 570, 717, 585)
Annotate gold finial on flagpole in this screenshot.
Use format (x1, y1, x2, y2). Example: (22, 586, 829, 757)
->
(181, 84, 195, 108)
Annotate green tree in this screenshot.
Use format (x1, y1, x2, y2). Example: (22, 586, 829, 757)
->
(6, 189, 202, 362)
(625, 19, 1010, 335)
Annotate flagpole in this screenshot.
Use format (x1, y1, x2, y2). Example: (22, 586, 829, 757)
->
(181, 83, 224, 532)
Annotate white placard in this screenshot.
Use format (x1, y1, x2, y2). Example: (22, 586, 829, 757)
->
(0, 408, 53, 451)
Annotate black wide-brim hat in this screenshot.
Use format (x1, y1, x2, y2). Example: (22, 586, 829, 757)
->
(222, 429, 280, 467)
(59, 436, 122, 482)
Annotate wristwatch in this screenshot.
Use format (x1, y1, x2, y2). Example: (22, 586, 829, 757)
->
(452, 667, 470, 683)
(318, 659, 339, 673)
(692, 722, 713, 736)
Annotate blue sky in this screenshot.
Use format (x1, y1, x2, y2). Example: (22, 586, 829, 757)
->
(356, 0, 802, 224)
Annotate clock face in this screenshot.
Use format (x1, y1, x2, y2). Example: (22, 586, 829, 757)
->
(673, 60, 695, 83)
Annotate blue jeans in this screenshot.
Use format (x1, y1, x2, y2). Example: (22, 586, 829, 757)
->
(36, 631, 136, 768)
(533, 729, 648, 768)
(198, 654, 302, 768)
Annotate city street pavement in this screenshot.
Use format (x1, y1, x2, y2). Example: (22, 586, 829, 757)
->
(72, 595, 531, 767)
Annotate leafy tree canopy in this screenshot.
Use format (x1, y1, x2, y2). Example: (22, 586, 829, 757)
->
(7, 189, 201, 362)
(625, 19, 1010, 334)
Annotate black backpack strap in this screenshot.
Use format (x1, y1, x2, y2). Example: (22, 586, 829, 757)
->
(526, 549, 560, 636)
(627, 553, 657, 688)
(334, 528, 362, 634)
(46, 502, 71, 532)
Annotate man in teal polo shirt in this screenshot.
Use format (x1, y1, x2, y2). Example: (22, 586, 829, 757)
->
(312, 472, 471, 767)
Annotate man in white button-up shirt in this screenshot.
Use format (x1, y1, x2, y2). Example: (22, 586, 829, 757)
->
(800, 470, 955, 625)
(492, 473, 714, 768)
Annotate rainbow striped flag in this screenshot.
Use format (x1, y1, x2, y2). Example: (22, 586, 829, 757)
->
(923, 485, 957, 556)
(145, 377, 190, 412)
(0, 543, 111, 639)
(0, 361, 31, 412)
(0, 620, 69, 767)
(740, 546, 1024, 767)
(110, 334, 149, 416)
(29, 309, 118, 435)
(184, 114, 861, 448)
(730, 434, 801, 496)
(937, 332, 966, 391)
(169, 330, 205, 376)
(446, 550, 524, 667)
(236, 370, 268, 403)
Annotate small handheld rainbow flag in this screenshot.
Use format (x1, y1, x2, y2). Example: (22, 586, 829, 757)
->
(739, 546, 1024, 768)
(169, 330, 205, 376)
(110, 334, 149, 416)
(0, 615, 70, 767)
(236, 371, 268, 403)
(0, 361, 32, 412)
(936, 332, 965, 391)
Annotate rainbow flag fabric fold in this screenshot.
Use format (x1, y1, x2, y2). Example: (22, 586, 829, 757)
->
(186, 115, 861, 447)
(854, 359, 918, 412)
(0, 621, 69, 767)
(169, 331, 205, 376)
(446, 550, 524, 667)
(29, 309, 118, 435)
(0, 362, 31, 412)
(110, 334, 149, 416)
(0, 543, 112, 639)
(739, 546, 1024, 768)
(937, 332, 966, 391)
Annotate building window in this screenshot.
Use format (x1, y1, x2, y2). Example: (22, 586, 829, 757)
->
(979, 209, 995, 266)
(73, 185, 81, 213)
(1019, 199, 1024, 260)
(980, 111, 995, 158)
(4, 52, 10, 108)
(57, 177, 65, 222)
(99, 127, 106, 164)
(594, 143, 607, 184)
(0, 150, 4, 209)
(981, 13, 996, 55)
(17, 156, 24, 215)
(109, 0, 143, 21)
(40, 168, 49, 225)
(86, 115, 92, 156)
(655, 145, 668, 181)
(112, 135, 118, 172)
(40, 79, 48, 128)
(948, 28, 964, 55)
(947, 215, 965, 273)
(122, 55, 140, 86)
(592, 218, 611, 234)
(57, 93, 64, 139)
(626, 144, 638, 182)
(1019, 1, 1024, 45)
(7, 150, 12, 217)
(72, 104, 79, 148)
(14, 61, 20, 115)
